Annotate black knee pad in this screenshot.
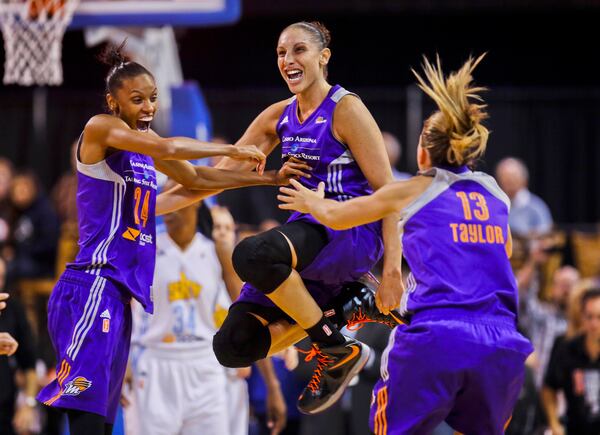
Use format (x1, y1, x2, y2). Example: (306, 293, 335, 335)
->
(213, 306, 271, 368)
(232, 229, 292, 293)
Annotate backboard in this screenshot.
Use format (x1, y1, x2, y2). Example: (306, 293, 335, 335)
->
(69, 0, 240, 28)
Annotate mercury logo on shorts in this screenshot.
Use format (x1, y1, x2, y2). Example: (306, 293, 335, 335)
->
(62, 376, 92, 396)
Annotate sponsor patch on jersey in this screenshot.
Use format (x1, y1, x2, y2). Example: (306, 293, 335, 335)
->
(122, 227, 141, 241)
(280, 115, 289, 125)
(122, 227, 153, 246)
(62, 376, 92, 397)
(139, 233, 153, 246)
(315, 116, 327, 124)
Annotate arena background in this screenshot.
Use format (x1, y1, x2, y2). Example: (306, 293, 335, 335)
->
(0, 0, 598, 225)
(1, 1, 600, 435)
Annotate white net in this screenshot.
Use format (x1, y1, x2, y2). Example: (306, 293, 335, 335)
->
(0, 0, 79, 86)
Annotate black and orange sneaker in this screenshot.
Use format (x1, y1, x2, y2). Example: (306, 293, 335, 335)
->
(323, 274, 410, 331)
(297, 337, 370, 415)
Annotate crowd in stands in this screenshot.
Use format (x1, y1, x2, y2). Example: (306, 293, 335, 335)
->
(0, 133, 599, 435)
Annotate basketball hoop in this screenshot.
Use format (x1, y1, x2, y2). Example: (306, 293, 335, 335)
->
(0, 0, 79, 86)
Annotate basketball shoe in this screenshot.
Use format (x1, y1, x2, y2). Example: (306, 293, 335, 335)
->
(297, 337, 370, 414)
(324, 273, 410, 331)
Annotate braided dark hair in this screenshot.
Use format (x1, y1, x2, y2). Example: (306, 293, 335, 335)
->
(98, 40, 154, 97)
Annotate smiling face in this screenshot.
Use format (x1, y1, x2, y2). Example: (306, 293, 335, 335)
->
(106, 73, 158, 132)
(277, 26, 330, 94)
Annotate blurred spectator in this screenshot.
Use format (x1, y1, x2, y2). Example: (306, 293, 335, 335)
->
(542, 287, 600, 435)
(519, 253, 581, 387)
(566, 278, 600, 338)
(382, 131, 411, 180)
(495, 157, 553, 236)
(51, 140, 79, 276)
(0, 158, 14, 251)
(7, 170, 60, 280)
(0, 257, 38, 435)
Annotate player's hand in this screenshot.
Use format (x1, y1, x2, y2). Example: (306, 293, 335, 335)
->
(0, 292, 9, 311)
(265, 384, 287, 435)
(0, 332, 18, 356)
(274, 157, 312, 186)
(375, 273, 404, 315)
(229, 145, 267, 174)
(278, 179, 325, 213)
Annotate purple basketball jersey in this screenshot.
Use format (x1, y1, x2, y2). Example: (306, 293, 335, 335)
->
(278, 84, 373, 223)
(69, 148, 157, 312)
(399, 166, 519, 323)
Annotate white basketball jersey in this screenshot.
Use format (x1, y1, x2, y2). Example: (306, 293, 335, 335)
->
(131, 232, 231, 351)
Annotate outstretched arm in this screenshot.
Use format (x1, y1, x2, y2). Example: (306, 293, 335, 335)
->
(155, 158, 311, 216)
(155, 160, 276, 191)
(155, 100, 290, 214)
(82, 114, 267, 170)
(279, 179, 413, 229)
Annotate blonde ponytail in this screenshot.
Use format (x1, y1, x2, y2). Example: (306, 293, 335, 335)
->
(412, 54, 489, 166)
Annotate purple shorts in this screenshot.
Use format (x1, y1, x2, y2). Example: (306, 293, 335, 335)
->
(370, 311, 533, 435)
(237, 215, 383, 309)
(37, 269, 132, 423)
